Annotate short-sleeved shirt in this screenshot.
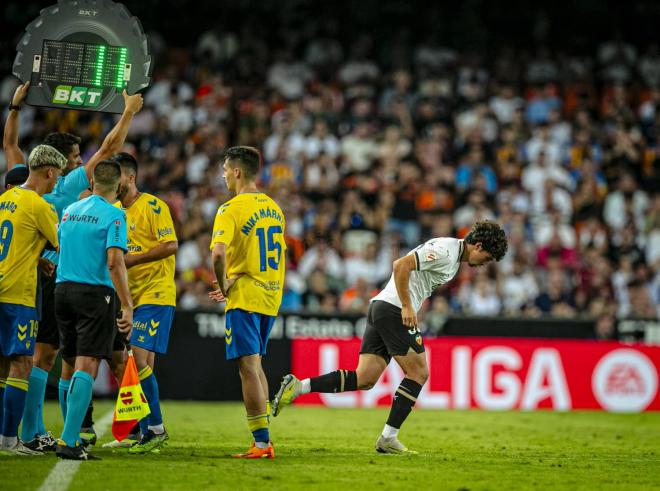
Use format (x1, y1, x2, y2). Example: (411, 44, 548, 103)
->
(57, 195, 127, 289)
(114, 193, 177, 307)
(373, 238, 465, 312)
(0, 187, 59, 307)
(210, 192, 286, 316)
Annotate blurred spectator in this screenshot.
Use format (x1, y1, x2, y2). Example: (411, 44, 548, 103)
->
(2, 23, 658, 328)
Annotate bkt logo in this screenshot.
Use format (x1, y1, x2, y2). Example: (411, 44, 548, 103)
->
(52, 86, 102, 107)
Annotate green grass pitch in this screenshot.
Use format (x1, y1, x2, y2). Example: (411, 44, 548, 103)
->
(3, 401, 660, 490)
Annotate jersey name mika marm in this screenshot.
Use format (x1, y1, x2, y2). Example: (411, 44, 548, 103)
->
(372, 237, 465, 313)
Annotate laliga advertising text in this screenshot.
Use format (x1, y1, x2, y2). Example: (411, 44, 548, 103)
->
(318, 344, 572, 410)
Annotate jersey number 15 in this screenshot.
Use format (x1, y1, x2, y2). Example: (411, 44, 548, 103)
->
(255, 226, 282, 272)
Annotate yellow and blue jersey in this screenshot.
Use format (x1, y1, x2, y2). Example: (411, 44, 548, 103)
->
(210, 192, 286, 316)
(0, 187, 59, 308)
(115, 193, 177, 307)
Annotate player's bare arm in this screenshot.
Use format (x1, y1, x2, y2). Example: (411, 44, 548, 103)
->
(108, 246, 134, 339)
(3, 82, 30, 168)
(124, 241, 178, 269)
(83, 91, 144, 182)
(210, 242, 243, 302)
(392, 254, 418, 328)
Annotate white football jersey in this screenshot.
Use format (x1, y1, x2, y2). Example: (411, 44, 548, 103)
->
(373, 237, 465, 312)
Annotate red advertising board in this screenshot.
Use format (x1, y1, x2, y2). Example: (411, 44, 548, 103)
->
(291, 337, 660, 412)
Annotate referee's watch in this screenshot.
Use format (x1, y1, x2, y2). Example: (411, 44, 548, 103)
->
(8, 103, 21, 111)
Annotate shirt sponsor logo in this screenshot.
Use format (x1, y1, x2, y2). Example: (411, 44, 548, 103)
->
(157, 227, 173, 239)
(66, 214, 98, 224)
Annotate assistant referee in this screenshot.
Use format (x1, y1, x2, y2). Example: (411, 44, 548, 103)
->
(53, 160, 133, 461)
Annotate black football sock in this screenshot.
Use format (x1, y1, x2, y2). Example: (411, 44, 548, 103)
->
(309, 370, 357, 393)
(385, 378, 423, 430)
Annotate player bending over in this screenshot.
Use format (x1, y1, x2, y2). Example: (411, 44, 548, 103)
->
(99, 152, 177, 453)
(273, 221, 507, 454)
(209, 146, 286, 459)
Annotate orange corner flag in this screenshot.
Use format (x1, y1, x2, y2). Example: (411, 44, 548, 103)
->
(111, 350, 150, 441)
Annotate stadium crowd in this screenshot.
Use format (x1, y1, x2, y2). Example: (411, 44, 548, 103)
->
(2, 30, 660, 336)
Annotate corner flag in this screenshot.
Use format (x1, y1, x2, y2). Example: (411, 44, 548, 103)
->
(112, 349, 150, 441)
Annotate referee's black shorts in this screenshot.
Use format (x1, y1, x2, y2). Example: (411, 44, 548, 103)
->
(360, 300, 425, 364)
(36, 271, 59, 347)
(55, 282, 119, 360)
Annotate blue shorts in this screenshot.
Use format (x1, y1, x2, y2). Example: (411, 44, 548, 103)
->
(225, 309, 276, 361)
(0, 303, 39, 356)
(130, 305, 175, 354)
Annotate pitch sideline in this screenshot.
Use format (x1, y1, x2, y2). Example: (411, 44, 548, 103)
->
(37, 409, 114, 491)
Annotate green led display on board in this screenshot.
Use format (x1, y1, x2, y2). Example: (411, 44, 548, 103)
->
(13, 0, 152, 113)
(40, 40, 127, 89)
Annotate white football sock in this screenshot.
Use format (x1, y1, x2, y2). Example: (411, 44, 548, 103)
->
(381, 424, 399, 439)
(148, 424, 164, 435)
(1, 435, 18, 448)
(301, 378, 311, 394)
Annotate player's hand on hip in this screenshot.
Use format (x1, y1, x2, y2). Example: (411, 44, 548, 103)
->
(12, 82, 29, 106)
(208, 288, 226, 303)
(123, 90, 144, 114)
(401, 305, 417, 328)
(117, 310, 133, 340)
(208, 274, 244, 302)
(38, 258, 55, 277)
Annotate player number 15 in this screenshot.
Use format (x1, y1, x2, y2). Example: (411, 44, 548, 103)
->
(255, 226, 282, 272)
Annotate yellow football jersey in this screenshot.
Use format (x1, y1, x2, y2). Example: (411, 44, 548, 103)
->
(210, 192, 286, 316)
(115, 193, 177, 307)
(0, 187, 59, 307)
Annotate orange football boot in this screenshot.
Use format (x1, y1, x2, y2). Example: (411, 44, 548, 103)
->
(232, 441, 275, 459)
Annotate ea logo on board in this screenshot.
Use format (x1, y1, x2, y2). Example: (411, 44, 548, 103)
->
(592, 349, 658, 412)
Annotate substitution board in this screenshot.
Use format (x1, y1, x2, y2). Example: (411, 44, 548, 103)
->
(12, 0, 152, 113)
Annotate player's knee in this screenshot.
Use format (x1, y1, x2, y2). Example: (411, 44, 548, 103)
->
(408, 365, 429, 385)
(356, 371, 379, 390)
(10, 356, 33, 378)
(238, 363, 261, 380)
(34, 349, 57, 371)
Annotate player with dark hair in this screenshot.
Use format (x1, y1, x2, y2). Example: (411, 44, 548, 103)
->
(54, 160, 133, 461)
(4, 167, 29, 190)
(0, 145, 64, 455)
(208, 146, 285, 459)
(3, 82, 143, 450)
(42, 133, 83, 170)
(98, 152, 178, 453)
(273, 221, 507, 454)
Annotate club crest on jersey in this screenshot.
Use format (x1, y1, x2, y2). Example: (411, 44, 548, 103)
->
(130, 222, 136, 231)
(415, 334, 423, 345)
